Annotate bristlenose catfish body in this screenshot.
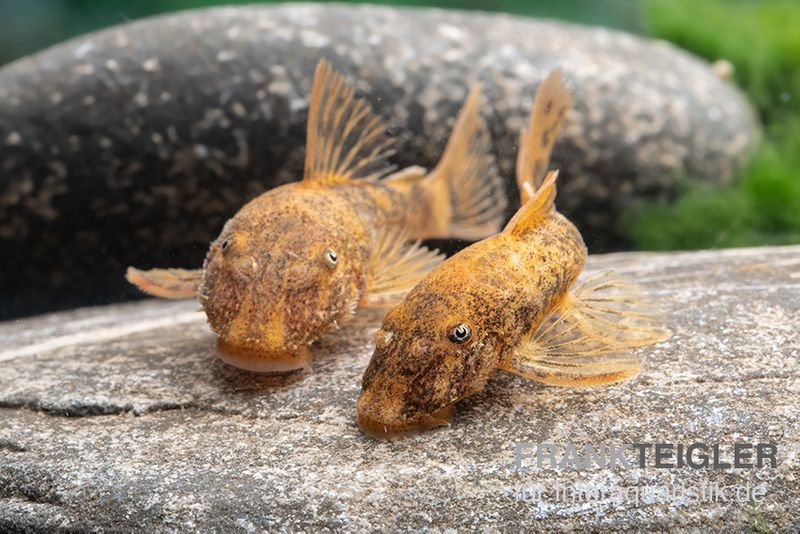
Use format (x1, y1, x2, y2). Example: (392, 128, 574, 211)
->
(357, 70, 671, 439)
(127, 59, 507, 372)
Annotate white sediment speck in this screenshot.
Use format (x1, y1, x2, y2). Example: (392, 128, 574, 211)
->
(73, 41, 94, 58)
(166, 126, 178, 143)
(217, 50, 237, 62)
(114, 31, 130, 47)
(267, 79, 291, 95)
(299, 29, 329, 48)
(256, 18, 274, 30)
(231, 101, 247, 118)
(75, 64, 95, 76)
(6, 132, 21, 145)
(143, 57, 161, 72)
(248, 69, 265, 84)
(134, 92, 149, 106)
(194, 144, 209, 158)
(438, 23, 466, 41)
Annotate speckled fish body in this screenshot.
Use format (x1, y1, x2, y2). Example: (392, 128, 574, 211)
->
(357, 71, 670, 439)
(127, 59, 507, 372)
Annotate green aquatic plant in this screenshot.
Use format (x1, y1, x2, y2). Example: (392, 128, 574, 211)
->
(644, 0, 800, 122)
(630, 120, 800, 250)
(630, 0, 800, 250)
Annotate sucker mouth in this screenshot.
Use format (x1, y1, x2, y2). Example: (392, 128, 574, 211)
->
(216, 338, 311, 373)
(355, 403, 455, 441)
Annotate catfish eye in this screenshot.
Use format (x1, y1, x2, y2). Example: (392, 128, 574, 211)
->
(447, 323, 472, 344)
(221, 239, 230, 252)
(323, 248, 338, 268)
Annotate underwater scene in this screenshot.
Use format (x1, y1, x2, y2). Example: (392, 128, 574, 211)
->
(0, 0, 797, 530)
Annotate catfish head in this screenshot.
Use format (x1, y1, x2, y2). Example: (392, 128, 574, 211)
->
(199, 188, 368, 372)
(356, 270, 506, 439)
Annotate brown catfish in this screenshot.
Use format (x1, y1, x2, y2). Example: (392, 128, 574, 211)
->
(356, 70, 670, 440)
(127, 59, 507, 372)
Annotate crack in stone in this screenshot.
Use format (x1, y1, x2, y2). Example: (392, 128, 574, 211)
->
(0, 399, 307, 423)
(0, 439, 27, 453)
(638, 374, 792, 387)
(0, 494, 65, 509)
(0, 473, 65, 508)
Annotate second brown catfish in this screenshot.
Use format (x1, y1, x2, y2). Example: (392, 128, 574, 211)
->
(357, 70, 671, 439)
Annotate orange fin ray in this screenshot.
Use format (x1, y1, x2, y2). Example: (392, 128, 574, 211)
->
(516, 69, 573, 204)
(126, 267, 202, 299)
(503, 169, 559, 237)
(362, 226, 444, 308)
(499, 271, 671, 387)
(383, 166, 428, 185)
(303, 59, 395, 186)
(427, 84, 508, 241)
(501, 70, 572, 237)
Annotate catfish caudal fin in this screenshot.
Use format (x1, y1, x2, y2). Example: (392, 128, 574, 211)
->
(126, 267, 202, 299)
(499, 272, 671, 387)
(426, 85, 507, 241)
(302, 59, 395, 186)
(503, 170, 558, 237)
(516, 69, 573, 204)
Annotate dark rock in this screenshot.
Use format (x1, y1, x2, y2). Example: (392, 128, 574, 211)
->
(0, 246, 797, 530)
(0, 4, 758, 319)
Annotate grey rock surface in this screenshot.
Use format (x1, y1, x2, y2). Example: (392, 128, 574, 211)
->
(0, 245, 797, 530)
(0, 3, 758, 319)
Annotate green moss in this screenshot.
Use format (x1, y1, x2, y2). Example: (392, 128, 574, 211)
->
(630, 120, 800, 250)
(630, 0, 800, 250)
(645, 0, 800, 121)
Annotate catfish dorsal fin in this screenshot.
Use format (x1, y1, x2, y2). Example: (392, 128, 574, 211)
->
(303, 59, 395, 186)
(503, 170, 558, 237)
(516, 69, 573, 203)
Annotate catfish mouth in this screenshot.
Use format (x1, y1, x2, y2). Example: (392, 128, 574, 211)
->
(355, 400, 455, 441)
(216, 338, 311, 373)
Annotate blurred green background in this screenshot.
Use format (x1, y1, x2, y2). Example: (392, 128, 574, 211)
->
(4, 0, 798, 251)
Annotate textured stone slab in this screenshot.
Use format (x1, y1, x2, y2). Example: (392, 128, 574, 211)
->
(0, 246, 797, 530)
(0, 3, 758, 319)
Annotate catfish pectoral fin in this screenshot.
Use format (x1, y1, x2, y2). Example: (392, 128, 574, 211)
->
(126, 266, 202, 299)
(499, 271, 671, 388)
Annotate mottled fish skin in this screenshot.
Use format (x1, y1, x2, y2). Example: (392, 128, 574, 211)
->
(128, 58, 506, 372)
